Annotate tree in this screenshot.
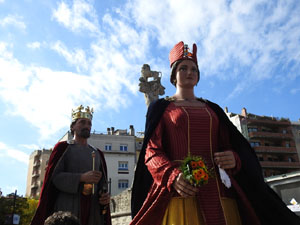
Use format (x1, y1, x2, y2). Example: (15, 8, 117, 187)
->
(0, 193, 38, 225)
(21, 198, 38, 225)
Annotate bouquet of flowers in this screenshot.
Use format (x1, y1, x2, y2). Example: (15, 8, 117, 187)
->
(180, 155, 214, 187)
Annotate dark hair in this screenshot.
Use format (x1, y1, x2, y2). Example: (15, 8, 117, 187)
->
(70, 119, 78, 136)
(170, 59, 200, 86)
(44, 211, 80, 225)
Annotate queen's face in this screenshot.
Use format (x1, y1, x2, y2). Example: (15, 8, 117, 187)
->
(175, 60, 199, 88)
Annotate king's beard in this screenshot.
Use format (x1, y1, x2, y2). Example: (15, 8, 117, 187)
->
(78, 128, 91, 138)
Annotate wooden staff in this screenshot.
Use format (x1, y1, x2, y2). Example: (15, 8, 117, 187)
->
(92, 151, 95, 195)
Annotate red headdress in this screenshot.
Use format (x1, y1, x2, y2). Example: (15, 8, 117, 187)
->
(169, 41, 198, 68)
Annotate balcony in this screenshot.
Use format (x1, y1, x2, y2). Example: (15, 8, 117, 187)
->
(248, 131, 293, 140)
(31, 182, 39, 189)
(260, 161, 300, 169)
(254, 146, 297, 154)
(247, 118, 290, 126)
(33, 160, 41, 167)
(32, 173, 40, 178)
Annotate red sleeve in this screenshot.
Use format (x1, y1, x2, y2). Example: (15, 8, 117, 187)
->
(219, 122, 241, 174)
(145, 117, 181, 192)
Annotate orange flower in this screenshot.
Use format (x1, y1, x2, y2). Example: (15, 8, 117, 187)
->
(193, 170, 202, 181)
(190, 161, 198, 169)
(198, 169, 205, 177)
(197, 160, 204, 168)
(193, 169, 206, 181)
(181, 155, 213, 187)
(203, 173, 209, 181)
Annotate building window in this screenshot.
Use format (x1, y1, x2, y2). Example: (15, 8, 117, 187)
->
(248, 127, 258, 132)
(105, 144, 112, 151)
(282, 129, 287, 134)
(118, 161, 129, 174)
(286, 142, 290, 147)
(267, 157, 273, 161)
(118, 179, 129, 189)
(250, 142, 260, 147)
(120, 144, 128, 151)
(257, 154, 264, 161)
(288, 157, 294, 162)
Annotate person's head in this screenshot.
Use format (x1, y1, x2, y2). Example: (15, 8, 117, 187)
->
(70, 118, 92, 138)
(173, 59, 199, 89)
(44, 211, 80, 225)
(70, 105, 93, 138)
(169, 41, 200, 87)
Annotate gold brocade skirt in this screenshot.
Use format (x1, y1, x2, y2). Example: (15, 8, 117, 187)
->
(161, 197, 242, 225)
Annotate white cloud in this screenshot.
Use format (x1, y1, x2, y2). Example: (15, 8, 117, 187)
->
(0, 38, 141, 140)
(51, 41, 88, 72)
(19, 144, 40, 150)
(0, 15, 26, 30)
(0, 42, 13, 59)
(102, 14, 150, 60)
(125, 0, 300, 96)
(1, 0, 300, 141)
(52, 0, 100, 34)
(0, 142, 29, 164)
(27, 42, 41, 49)
(0, 57, 91, 139)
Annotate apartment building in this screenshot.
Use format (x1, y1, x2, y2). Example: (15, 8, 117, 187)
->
(60, 125, 136, 196)
(226, 107, 300, 177)
(26, 149, 51, 198)
(291, 121, 300, 160)
(135, 131, 144, 163)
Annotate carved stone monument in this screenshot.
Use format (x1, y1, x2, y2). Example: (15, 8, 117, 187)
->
(139, 64, 165, 107)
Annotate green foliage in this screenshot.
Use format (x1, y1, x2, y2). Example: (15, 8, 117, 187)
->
(180, 155, 214, 187)
(0, 197, 12, 224)
(0, 194, 38, 225)
(21, 198, 39, 225)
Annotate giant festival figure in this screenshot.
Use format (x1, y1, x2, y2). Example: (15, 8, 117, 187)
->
(131, 41, 300, 225)
(31, 105, 111, 225)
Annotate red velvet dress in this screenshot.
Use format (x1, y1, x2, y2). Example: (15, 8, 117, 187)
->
(130, 103, 241, 225)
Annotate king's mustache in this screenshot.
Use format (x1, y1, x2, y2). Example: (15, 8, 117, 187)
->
(81, 128, 90, 132)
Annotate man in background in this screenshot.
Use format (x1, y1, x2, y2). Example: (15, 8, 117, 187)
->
(44, 211, 80, 225)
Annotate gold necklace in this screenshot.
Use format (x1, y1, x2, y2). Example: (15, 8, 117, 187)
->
(175, 98, 197, 102)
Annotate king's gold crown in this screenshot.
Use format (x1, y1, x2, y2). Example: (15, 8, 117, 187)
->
(71, 105, 94, 122)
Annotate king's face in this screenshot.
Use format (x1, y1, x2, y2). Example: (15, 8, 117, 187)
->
(73, 118, 92, 138)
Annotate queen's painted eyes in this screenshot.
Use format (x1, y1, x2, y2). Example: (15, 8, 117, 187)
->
(178, 66, 198, 73)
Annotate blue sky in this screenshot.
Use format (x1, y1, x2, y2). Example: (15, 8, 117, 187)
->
(0, 0, 300, 196)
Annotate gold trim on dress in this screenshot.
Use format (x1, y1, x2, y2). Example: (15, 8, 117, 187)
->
(165, 96, 205, 102)
(181, 106, 206, 222)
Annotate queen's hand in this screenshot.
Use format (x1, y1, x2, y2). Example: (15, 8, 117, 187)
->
(173, 173, 199, 197)
(214, 151, 236, 169)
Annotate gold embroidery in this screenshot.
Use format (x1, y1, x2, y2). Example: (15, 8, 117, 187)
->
(205, 108, 229, 225)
